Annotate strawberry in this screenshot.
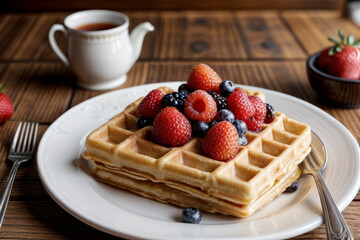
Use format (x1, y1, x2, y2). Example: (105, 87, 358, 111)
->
(328, 45, 360, 79)
(243, 118, 263, 132)
(187, 63, 222, 92)
(0, 84, 14, 124)
(318, 30, 360, 80)
(152, 107, 192, 147)
(137, 89, 165, 118)
(227, 89, 255, 121)
(201, 121, 239, 161)
(184, 90, 217, 123)
(248, 96, 266, 122)
(317, 47, 332, 72)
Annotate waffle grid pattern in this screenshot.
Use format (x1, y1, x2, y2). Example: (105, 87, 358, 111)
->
(83, 87, 311, 205)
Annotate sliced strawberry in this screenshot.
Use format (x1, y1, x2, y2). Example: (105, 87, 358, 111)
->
(152, 107, 192, 147)
(201, 121, 239, 161)
(137, 89, 165, 119)
(184, 90, 217, 123)
(187, 63, 222, 92)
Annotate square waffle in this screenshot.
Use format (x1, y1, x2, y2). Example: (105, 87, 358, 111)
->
(82, 86, 311, 217)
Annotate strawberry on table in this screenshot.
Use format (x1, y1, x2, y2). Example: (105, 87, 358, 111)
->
(152, 107, 192, 147)
(187, 63, 222, 92)
(318, 29, 360, 80)
(0, 84, 14, 124)
(201, 121, 239, 161)
(137, 89, 164, 119)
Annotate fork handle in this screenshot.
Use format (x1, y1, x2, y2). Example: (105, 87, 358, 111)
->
(0, 161, 21, 228)
(314, 172, 354, 240)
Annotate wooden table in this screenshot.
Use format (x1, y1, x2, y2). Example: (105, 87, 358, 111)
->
(0, 10, 359, 239)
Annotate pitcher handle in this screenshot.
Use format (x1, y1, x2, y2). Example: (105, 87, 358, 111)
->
(49, 24, 69, 66)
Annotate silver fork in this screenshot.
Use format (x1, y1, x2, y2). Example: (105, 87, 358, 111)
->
(0, 122, 39, 228)
(301, 132, 353, 240)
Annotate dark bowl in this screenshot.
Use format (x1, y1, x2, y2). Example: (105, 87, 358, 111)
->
(307, 51, 360, 108)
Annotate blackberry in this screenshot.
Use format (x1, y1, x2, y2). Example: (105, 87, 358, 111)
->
(161, 91, 188, 112)
(182, 207, 202, 224)
(208, 91, 227, 111)
(264, 103, 275, 123)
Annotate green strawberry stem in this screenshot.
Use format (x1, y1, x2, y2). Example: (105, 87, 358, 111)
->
(0, 84, 3, 93)
(328, 29, 360, 55)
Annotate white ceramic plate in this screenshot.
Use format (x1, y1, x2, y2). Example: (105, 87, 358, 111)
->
(37, 82, 360, 240)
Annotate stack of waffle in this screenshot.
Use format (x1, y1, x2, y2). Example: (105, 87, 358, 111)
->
(82, 87, 311, 218)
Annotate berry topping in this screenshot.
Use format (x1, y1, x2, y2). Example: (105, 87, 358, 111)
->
(187, 63, 222, 92)
(249, 96, 266, 122)
(232, 119, 247, 137)
(215, 109, 235, 123)
(193, 121, 209, 137)
(208, 120, 217, 128)
(207, 91, 227, 111)
(162, 91, 188, 112)
(182, 207, 202, 224)
(152, 107, 192, 147)
(227, 89, 255, 121)
(184, 90, 217, 123)
(178, 83, 192, 94)
(137, 89, 164, 119)
(202, 121, 239, 161)
(219, 80, 235, 97)
(285, 181, 299, 193)
(238, 136, 248, 146)
(244, 117, 264, 132)
(136, 116, 153, 129)
(264, 103, 275, 124)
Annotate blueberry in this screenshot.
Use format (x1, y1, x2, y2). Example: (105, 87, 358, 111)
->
(285, 181, 299, 193)
(136, 116, 153, 129)
(208, 120, 217, 128)
(264, 103, 275, 124)
(219, 80, 235, 97)
(193, 121, 209, 137)
(182, 207, 202, 224)
(215, 109, 235, 123)
(233, 119, 247, 137)
(238, 136, 247, 146)
(178, 83, 192, 93)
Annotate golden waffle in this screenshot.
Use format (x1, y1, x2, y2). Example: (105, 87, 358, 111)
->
(82, 86, 311, 217)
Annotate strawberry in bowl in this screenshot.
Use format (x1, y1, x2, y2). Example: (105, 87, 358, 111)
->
(307, 30, 360, 108)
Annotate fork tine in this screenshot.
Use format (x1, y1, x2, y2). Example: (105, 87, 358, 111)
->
(29, 122, 39, 152)
(10, 122, 23, 153)
(21, 122, 31, 152)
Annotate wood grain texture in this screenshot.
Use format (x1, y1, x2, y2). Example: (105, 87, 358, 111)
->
(283, 11, 360, 55)
(235, 12, 307, 59)
(0, 62, 74, 122)
(1, 0, 345, 11)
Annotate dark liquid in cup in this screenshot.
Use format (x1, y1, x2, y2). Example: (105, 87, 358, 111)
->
(76, 22, 119, 31)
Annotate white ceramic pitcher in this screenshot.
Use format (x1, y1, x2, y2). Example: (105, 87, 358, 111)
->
(49, 10, 154, 90)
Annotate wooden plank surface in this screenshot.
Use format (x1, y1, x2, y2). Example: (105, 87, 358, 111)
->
(0, 10, 359, 240)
